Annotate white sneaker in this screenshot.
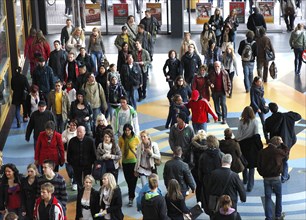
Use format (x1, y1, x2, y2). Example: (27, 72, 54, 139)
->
(186, 191, 190, 196)
(72, 184, 77, 191)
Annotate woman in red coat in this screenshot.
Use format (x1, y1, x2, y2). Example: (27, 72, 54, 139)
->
(34, 120, 65, 173)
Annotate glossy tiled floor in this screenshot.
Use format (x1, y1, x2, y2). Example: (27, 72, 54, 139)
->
(2, 29, 306, 220)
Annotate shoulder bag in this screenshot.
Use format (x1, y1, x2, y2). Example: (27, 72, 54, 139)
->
(208, 171, 233, 213)
(265, 47, 275, 62)
(269, 61, 278, 79)
(170, 201, 204, 220)
(152, 143, 162, 166)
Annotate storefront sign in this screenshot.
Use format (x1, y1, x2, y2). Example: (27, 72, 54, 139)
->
(85, 4, 101, 25)
(146, 3, 162, 25)
(258, 2, 274, 23)
(196, 3, 212, 24)
(229, 2, 245, 23)
(113, 4, 129, 25)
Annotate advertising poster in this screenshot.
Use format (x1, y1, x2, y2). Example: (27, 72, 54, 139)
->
(113, 4, 129, 25)
(146, 3, 162, 25)
(196, 3, 212, 24)
(258, 2, 274, 23)
(229, 2, 245, 23)
(85, 4, 101, 26)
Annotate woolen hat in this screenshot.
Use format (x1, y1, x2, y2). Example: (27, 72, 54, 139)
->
(38, 100, 47, 107)
(191, 90, 200, 101)
(177, 112, 187, 122)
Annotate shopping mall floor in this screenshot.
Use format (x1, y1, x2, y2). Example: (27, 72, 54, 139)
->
(2, 28, 306, 219)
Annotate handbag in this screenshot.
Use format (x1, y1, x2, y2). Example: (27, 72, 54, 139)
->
(152, 144, 162, 166)
(240, 154, 248, 168)
(170, 202, 204, 220)
(269, 61, 278, 79)
(265, 48, 275, 62)
(302, 50, 306, 63)
(92, 160, 105, 180)
(101, 55, 109, 68)
(262, 105, 270, 114)
(208, 172, 233, 213)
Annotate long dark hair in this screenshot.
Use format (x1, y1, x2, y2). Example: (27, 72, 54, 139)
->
(174, 76, 187, 89)
(2, 163, 21, 185)
(122, 123, 135, 138)
(103, 129, 117, 155)
(167, 179, 183, 201)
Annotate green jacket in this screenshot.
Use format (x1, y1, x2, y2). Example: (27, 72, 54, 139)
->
(47, 90, 70, 122)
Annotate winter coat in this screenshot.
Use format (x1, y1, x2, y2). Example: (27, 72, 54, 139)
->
(256, 35, 275, 62)
(35, 131, 65, 166)
(96, 142, 122, 170)
(33, 196, 64, 220)
(82, 81, 108, 110)
(191, 74, 210, 101)
(186, 99, 218, 124)
(208, 69, 231, 95)
(32, 65, 55, 95)
(181, 52, 202, 84)
(219, 138, 244, 173)
(47, 90, 70, 122)
(163, 58, 182, 81)
(67, 135, 96, 167)
(132, 48, 151, 73)
(165, 103, 190, 128)
(163, 156, 196, 193)
(11, 73, 30, 105)
(265, 111, 301, 148)
(250, 85, 266, 113)
(48, 49, 67, 81)
(141, 191, 169, 220)
(239, 134, 263, 168)
(167, 85, 192, 103)
(25, 110, 56, 141)
(289, 30, 306, 49)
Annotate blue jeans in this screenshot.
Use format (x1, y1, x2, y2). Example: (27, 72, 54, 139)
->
(281, 158, 289, 182)
(242, 61, 254, 92)
(92, 107, 101, 130)
(264, 177, 282, 220)
(192, 122, 207, 133)
(212, 92, 227, 120)
(294, 48, 303, 74)
(90, 51, 103, 75)
(243, 168, 254, 191)
(15, 104, 22, 123)
(126, 88, 137, 110)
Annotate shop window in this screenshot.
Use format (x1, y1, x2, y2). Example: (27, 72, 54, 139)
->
(0, 23, 8, 73)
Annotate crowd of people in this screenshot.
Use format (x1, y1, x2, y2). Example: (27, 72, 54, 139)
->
(3, 3, 305, 220)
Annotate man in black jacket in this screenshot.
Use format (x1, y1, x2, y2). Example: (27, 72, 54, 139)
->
(265, 102, 301, 183)
(25, 100, 55, 150)
(181, 44, 202, 85)
(257, 136, 289, 220)
(208, 154, 246, 211)
(60, 18, 74, 48)
(48, 40, 67, 83)
(247, 7, 267, 38)
(163, 147, 196, 197)
(67, 126, 96, 193)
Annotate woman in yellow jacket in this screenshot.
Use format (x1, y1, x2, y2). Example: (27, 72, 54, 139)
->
(119, 123, 140, 207)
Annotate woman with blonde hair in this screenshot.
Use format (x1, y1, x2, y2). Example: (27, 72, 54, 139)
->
(21, 163, 40, 220)
(208, 8, 224, 46)
(165, 179, 191, 220)
(95, 113, 112, 148)
(98, 173, 124, 219)
(134, 130, 161, 187)
(214, 195, 241, 220)
(66, 27, 85, 55)
(88, 27, 106, 74)
(222, 44, 237, 98)
(76, 175, 100, 220)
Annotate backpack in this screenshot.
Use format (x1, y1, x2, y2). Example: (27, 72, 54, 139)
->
(31, 42, 45, 59)
(241, 40, 255, 62)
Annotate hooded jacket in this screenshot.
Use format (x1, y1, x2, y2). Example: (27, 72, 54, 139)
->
(141, 191, 169, 220)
